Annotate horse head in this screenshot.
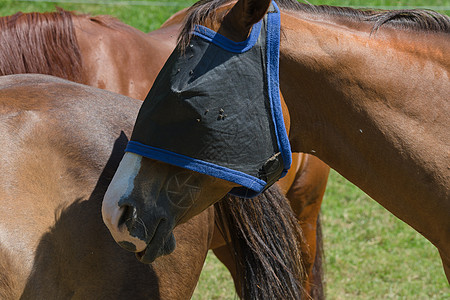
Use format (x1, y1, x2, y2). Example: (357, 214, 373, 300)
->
(102, 153, 237, 262)
(102, 0, 275, 263)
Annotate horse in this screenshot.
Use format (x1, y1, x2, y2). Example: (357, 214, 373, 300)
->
(0, 10, 216, 299)
(0, 73, 216, 299)
(163, 11, 328, 295)
(0, 8, 329, 298)
(101, 0, 450, 288)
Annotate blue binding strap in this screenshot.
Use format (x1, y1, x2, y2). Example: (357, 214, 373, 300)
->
(266, 1, 292, 177)
(193, 21, 262, 53)
(126, 141, 267, 197)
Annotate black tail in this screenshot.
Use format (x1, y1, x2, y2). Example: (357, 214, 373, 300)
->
(214, 184, 307, 299)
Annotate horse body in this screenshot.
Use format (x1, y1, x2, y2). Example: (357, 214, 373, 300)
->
(102, 0, 450, 284)
(0, 12, 214, 299)
(0, 9, 179, 101)
(0, 74, 214, 299)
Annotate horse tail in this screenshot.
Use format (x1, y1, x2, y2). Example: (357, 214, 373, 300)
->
(214, 184, 307, 300)
(0, 246, 21, 299)
(310, 214, 325, 300)
(0, 8, 84, 83)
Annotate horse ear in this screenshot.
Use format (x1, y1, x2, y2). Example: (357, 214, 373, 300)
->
(222, 0, 271, 39)
(240, 0, 272, 27)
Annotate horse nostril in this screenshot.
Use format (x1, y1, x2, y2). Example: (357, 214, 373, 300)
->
(116, 204, 151, 246)
(118, 204, 136, 228)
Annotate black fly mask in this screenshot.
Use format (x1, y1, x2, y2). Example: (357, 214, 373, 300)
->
(126, 2, 291, 197)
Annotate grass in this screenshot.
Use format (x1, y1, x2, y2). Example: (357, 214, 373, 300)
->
(1, 0, 449, 298)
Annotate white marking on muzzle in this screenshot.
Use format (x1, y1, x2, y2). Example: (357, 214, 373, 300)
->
(102, 152, 148, 252)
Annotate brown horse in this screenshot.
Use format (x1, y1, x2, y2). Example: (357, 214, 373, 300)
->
(102, 0, 450, 288)
(163, 10, 328, 296)
(0, 10, 216, 299)
(0, 73, 215, 299)
(0, 8, 329, 298)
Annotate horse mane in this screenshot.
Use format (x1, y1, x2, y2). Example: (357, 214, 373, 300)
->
(0, 9, 138, 84)
(214, 184, 307, 299)
(0, 8, 84, 83)
(276, 0, 450, 34)
(179, 0, 450, 48)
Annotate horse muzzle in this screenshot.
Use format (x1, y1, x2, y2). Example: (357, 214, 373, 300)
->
(103, 197, 177, 263)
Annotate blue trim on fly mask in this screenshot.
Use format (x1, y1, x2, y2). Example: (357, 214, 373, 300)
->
(192, 21, 262, 53)
(126, 1, 291, 198)
(126, 141, 267, 193)
(266, 2, 291, 178)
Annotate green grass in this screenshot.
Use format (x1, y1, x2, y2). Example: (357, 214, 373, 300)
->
(1, 0, 448, 298)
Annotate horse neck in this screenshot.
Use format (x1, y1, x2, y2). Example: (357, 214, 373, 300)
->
(278, 11, 449, 249)
(73, 14, 178, 100)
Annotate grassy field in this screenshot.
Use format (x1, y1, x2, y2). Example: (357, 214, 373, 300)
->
(1, 0, 449, 298)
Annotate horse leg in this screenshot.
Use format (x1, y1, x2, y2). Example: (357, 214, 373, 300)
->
(212, 245, 242, 297)
(210, 220, 242, 297)
(285, 154, 330, 298)
(439, 250, 450, 283)
(310, 213, 325, 300)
